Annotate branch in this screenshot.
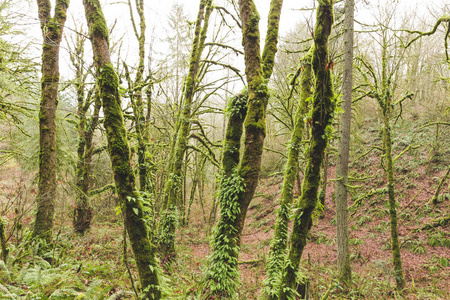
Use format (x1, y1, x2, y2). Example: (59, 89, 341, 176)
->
(403, 17, 450, 48)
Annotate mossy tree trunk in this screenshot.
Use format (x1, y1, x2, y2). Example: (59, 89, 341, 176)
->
(126, 0, 153, 192)
(381, 38, 405, 288)
(430, 164, 450, 205)
(32, 0, 69, 244)
(82, 1, 161, 298)
(279, 1, 335, 298)
(262, 50, 312, 299)
(158, 0, 213, 267)
(202, 0, 284, 298)
(356, 17, 409, 291)
(70, 31, 101, 234)
(335, 0, 354, 286)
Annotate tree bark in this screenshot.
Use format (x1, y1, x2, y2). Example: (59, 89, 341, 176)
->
(335, 0, 354, 286)
(263, 50, 312, 299)
(71, 33, 100, 234)
(32, 0, 69, 244)
(279, 1, 335, 298)
(202, 0, 284, 298)
(82, 1, 161, 298)
(380, 29, 406, 290)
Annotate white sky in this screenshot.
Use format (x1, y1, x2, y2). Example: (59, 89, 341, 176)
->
(11, 0, 450, 82)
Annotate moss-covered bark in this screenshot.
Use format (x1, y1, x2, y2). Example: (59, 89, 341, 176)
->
(32, 0, 69, 244)
(71, 33, 100, 234)
(357, 17, 406, 291)
(202, 0, 284, 298)
(430, 164, 450, 205)
(279, 1, 335, 298)
(262, 50, 312, 300)
(82, 0, 161, 298)
(159, 0, 213, 267)
(127, 0, 152, 193)
(0, 218, 8, 262)
(381, 38, 405, 287)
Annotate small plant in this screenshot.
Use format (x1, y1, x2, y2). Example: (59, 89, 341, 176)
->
(358, 215, 373, 226)
(349, 238, 366, 246)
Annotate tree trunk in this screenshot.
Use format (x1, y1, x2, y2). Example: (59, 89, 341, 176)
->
(159, 0, 213, 267)
(262, 50, 312, 299)
(32, 0, 69, 244)
(383, 111, 406, 289)
(82, 1, 161, 298)
(279, 1, 335, 298)
(202, 0, 284, 298)
(71, 33, 100, 234)
(335, 0, 354, 286)
(380, 30, 406, 290)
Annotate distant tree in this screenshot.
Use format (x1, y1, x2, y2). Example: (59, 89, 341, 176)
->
(68, 28, 101, 234)
(32, 0, 69, 244)
(355, 5, 414, 289)
(158, 0, 213, 268)
(82, 0, 161, 298)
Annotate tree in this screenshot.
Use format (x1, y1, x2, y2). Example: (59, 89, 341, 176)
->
(82, 0, 161, 298)
(355, 6, 413, 289)
(124, 0, 152, 193)
(158, 0, 213, 267)
(68, 27, 101, 234)
(262, 49, 312, 299)
(32, 0, 69, 244)
(279, 0, 335, 298)
(335, 0, 354, 285)
(202, 0, 284, 298)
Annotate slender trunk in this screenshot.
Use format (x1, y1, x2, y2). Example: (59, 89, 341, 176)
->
(279, 1, 335, 298)
(159, 0, 213, 267)
(380, 30, 405, 290)
(383, 112, 406, 289)
(32, 0, 69, 244)
(320, 151, 328, 207)
(0, 218, 8, 262)
(335, 0, 354, 285)
(263, 50, 312, 299)
(82, 1, 161, 298)
(71, 33, 100, 234)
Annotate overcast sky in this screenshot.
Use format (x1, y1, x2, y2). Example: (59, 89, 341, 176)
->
(13, 0, 449, 81)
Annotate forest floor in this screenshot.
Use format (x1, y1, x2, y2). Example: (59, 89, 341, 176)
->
(173, 164, 450, 300)
(0, 121, 449, 299)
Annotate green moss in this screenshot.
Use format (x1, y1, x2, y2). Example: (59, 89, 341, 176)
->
(85, 0, 109, 44)
(279, 1, 334, 298)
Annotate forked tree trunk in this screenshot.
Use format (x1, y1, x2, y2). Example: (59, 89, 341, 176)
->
(262, 50, 312, 299)
(82, 1, 161, 298)
(335, 0, 354, 286)
(32, 0, 69, 244)
(202, 0, 284, 298)
(279, 1, 335, 298)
